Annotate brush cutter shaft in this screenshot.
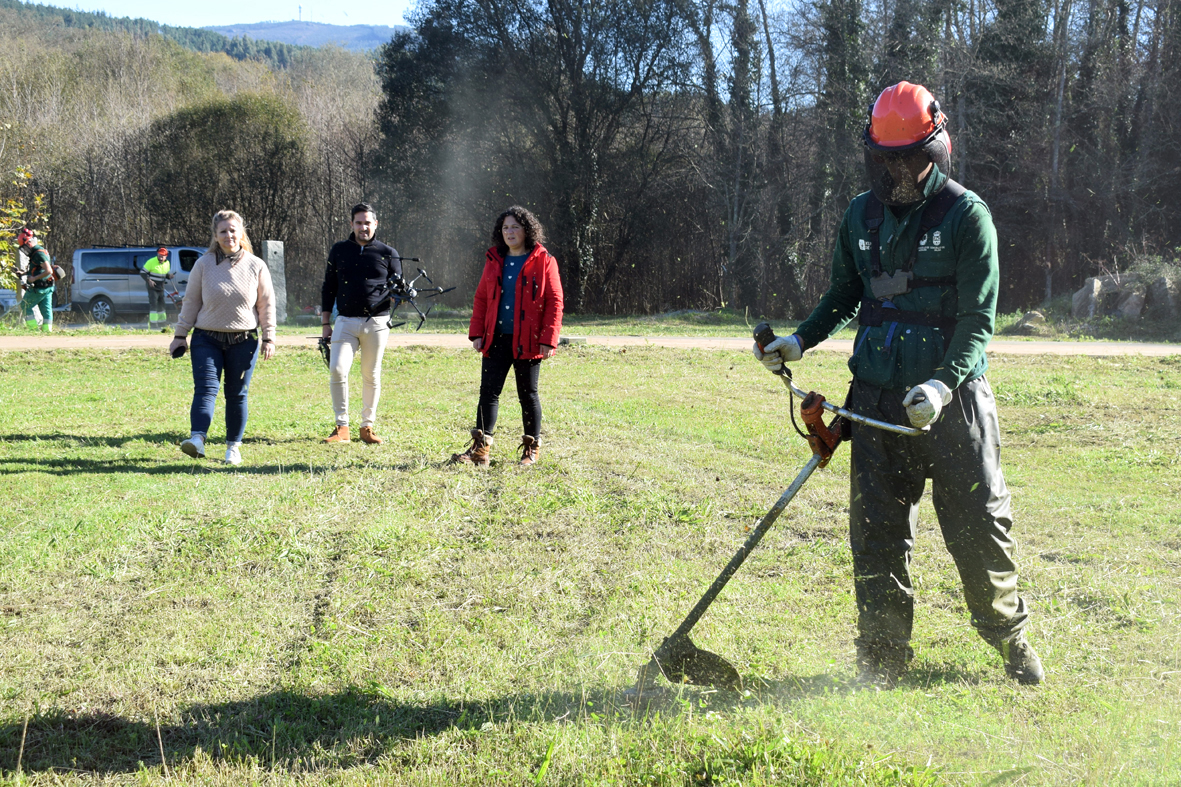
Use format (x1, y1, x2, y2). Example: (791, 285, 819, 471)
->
(662, 452, 825, 649)
(775, 373, 925, 436)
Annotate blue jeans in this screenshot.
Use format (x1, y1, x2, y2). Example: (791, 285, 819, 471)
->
(189, 329, 259, 444)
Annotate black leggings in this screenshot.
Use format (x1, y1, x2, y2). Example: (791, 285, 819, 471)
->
(476, 333, 542, 439)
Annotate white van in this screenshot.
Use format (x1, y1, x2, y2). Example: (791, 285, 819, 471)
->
(70, 246, 205, 323)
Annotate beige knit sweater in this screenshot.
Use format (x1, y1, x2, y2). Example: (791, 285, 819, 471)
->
(175, 250, 277, 342)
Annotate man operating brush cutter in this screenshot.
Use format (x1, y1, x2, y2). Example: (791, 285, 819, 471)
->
(753, 81, 1042, 688)
(627, 338, 928, 703)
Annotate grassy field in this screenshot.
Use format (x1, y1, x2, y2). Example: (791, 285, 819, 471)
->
(1, 340, 1180, 785)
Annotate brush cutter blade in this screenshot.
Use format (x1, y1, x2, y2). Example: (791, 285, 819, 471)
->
(626, 635, 742, 703)
(676, 644, 742, 689)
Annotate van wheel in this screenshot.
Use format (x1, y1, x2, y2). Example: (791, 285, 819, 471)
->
(88, 296, 115, 324)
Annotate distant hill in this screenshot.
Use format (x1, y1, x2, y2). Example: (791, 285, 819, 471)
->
(0, 0, 306, 68)
(205, 21, 408, 52)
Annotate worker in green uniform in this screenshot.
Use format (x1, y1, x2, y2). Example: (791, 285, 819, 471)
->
(16, 227, 55, 332)
(753, 82, 1043, 687)
(141, 246, 173, 328)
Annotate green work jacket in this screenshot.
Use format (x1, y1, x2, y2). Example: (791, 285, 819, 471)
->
(26, 245, 54, 289)
(795, 166, 999, 392)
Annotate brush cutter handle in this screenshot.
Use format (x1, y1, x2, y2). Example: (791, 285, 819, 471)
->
(752, 323, 926, 437)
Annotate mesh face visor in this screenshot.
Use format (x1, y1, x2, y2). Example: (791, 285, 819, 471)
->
(863, 146, 935, 206)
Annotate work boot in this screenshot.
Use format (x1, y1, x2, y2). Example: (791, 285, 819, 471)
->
(449, 428, 493, 467)
(1001, 635, 1044, 685)
(518, 435, 540, 466)
(855, 642, 913, 689)
(325, 425, 350, 443)
(359, 426, 383, 445)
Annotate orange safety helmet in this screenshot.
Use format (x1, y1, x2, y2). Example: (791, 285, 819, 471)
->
(15, 227, 35, 247)
(157, 246, 169, 256)
(863, 82, 953, 205)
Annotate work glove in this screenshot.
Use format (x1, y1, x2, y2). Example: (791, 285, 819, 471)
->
(901, 379, 953, 429)
(752, 334, 803, 373)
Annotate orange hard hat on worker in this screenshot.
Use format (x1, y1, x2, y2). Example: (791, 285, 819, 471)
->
(862, 81, 954, 205)
(865, 81, 948, 149)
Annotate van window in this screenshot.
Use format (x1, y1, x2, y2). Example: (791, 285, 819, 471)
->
(79, 252, 136, 275)
(180, 250, 200, 272)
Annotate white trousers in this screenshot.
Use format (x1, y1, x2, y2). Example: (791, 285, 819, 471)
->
(330, 316, 390, 428)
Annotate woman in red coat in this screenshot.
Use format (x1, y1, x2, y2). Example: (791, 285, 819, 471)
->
(450, 206, 564, 466)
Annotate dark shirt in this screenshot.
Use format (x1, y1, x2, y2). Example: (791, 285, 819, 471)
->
(320, 234, 401, 318)
(496, 254, 528, 334)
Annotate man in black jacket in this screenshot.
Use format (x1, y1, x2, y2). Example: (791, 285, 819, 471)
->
(320, 203, 402, 444)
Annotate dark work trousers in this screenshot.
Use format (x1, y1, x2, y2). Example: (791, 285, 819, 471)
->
(476, 333, 542, 439)
(145, 278, 166, 314)
(848, 375, 1029, 655)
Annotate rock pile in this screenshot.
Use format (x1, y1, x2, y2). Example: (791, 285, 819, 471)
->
(1071, 274, 1179, 321)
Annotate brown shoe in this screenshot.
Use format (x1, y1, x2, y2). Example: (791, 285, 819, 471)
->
(518, 435, 540, 466)
(449, 428, 493, 467)
(359, 426, 383, 445)
(325, 424, 350, 443)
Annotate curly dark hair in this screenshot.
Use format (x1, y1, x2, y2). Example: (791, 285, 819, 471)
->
(492, 205, 546, 255)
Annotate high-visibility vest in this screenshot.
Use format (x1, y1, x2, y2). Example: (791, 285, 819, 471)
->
(144, 255, 171, 281)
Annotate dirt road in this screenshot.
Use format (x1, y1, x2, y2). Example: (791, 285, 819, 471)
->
(0, 332, 1177, 355)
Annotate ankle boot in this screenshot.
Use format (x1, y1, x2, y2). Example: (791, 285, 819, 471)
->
(325, 424, 350, 443)
(518, 435, 540, 466)
(450, 428, 493, 466)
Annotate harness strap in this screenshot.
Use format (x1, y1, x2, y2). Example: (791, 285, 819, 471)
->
(859, 180, 967, 354)
(858, 298, 957, 352)
(865, 179, 966, 279)
(906, 180, 966, 273)
(865, 196, 885, 277)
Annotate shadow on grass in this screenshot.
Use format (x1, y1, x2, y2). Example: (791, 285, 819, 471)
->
(0, 688, 458, 774)
(0, 432, 181, 447)
(0, 686, 624, 775)
(0, 456, 422, 477)
(0, 433, 317, 448)
(0, 667, 971, 775)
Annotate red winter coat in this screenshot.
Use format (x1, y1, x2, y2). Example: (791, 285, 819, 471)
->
(468, 244, 564, 359)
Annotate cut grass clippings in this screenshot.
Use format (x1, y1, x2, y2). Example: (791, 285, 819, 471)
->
(1, 343, 1180, 784)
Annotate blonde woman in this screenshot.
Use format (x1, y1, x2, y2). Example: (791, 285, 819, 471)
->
(169, 210, 276, 465)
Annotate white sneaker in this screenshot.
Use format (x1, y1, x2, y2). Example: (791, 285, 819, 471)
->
(180, 433, 206, 458)
(225, 443, 242, 466)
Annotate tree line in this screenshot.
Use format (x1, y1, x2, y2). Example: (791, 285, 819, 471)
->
(3, 0, 1180, 318)
(0, 11, 376, 311)
(374, 0, 1181, 316)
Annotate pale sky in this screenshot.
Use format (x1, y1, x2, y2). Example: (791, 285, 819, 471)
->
(59, 0, 416, 29)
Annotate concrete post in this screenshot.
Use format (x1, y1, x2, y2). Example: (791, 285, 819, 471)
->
(260, 240, 287, 324)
